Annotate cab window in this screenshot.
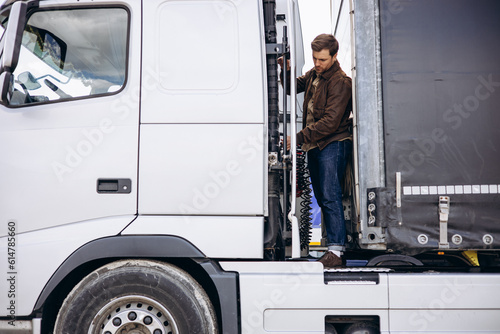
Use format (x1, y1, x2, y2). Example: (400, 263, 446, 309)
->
(10, 7, 128, 105)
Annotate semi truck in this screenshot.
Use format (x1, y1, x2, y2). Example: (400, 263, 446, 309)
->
(0, 0, 499, 333)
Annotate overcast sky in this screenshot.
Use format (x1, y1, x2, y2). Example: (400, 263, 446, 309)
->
(298, 0, 332, 73)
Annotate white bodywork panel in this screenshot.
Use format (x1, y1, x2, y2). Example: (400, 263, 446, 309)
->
(0, 215, 134, 316)
(138, 124, 265, 215)
(221, 262, 390, 333)
(141, 0, 266, 124)
(122, 215, 264, 259)
(388, 273, 500, 332)
(221, 262, 500, 333)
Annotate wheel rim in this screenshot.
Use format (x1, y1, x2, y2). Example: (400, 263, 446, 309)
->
(88, 295, 179, 334)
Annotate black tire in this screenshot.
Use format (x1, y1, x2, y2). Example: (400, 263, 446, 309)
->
(343, 321, 379, 334)
(325, 323, 338, 334)
(366, 254, 423, 267)
(54, 259, 218, 334)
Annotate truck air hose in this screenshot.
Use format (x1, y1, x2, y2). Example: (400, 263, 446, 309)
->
(296, 148, 312, 250)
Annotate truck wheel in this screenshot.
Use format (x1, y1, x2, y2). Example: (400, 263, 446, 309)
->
(54, 259, 218, 334)
(343, 321, 379, 334)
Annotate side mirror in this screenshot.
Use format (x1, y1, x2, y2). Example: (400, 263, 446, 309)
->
(0, 71, 13, 103)
(1, 1, 27, 73)
(0, 1, 27, 106)
(18, 71, 41, 90)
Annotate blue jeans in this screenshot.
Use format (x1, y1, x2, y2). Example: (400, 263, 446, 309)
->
(307, 140, 352, 250)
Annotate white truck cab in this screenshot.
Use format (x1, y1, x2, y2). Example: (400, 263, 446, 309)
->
(0, 0, 499, 333)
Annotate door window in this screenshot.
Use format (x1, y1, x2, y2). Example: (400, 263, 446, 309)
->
(10, 7, 128, 106)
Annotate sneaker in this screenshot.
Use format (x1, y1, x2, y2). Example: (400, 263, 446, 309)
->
(317, 251, 342, 268)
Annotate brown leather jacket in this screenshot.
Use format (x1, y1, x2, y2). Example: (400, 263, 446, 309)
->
(283, 60, 352, 150)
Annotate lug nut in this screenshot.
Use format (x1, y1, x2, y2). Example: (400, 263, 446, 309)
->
(112, 317, 122, 327)
(128, 311, 137, 321)
(144, 316, 153, 325)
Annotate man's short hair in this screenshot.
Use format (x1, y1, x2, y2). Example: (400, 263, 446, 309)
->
(311, 34, 339, 56)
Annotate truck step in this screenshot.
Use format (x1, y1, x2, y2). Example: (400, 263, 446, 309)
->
(324, 267, 392, 285)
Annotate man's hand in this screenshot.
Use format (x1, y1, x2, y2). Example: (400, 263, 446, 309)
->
(277, 56, 291, 71)
(280, 135, 292, 151)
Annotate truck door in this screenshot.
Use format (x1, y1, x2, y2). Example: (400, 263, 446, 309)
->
(138, 0, 266, 216)
(0, 2, 141, 234)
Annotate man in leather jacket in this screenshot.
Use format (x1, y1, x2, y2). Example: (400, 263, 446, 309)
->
(280, 34, 352, 267)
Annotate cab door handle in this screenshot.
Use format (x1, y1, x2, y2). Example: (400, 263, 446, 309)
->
(97, 179, 132, 194)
